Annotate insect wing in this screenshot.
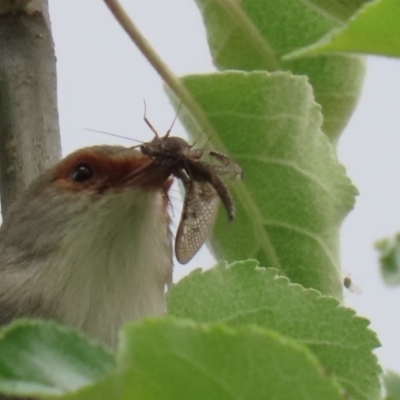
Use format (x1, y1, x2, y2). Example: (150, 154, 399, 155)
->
(343, 276, 362, 294)
(208, 151, 243, 179)
(175, 179, 219, 264)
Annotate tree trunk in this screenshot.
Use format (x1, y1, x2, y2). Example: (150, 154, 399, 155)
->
(0, 0, 61, 215)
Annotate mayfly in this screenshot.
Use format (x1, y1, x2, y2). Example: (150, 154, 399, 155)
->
(140, 112, 243, 264)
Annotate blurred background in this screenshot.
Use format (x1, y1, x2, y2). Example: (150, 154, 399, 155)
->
(49, 0, 400, 373)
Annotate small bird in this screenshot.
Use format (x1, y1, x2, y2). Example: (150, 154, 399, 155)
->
(0, 146, 173, 348)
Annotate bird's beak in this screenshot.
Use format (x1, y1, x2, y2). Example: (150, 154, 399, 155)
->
(116, 148, 173, 191)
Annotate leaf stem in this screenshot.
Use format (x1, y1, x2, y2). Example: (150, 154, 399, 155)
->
(103, 0, 213, 136)
(103, 0, 177, 98)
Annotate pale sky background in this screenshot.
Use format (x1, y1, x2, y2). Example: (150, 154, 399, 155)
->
(49, 1, 400, 374)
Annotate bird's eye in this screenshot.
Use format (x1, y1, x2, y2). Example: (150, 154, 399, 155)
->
(70, 163, 94, 183)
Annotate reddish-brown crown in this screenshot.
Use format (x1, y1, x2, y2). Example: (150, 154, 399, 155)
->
(51, 146, 172, 194)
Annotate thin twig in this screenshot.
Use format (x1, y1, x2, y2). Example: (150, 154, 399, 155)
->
(103, 1, 214, 142)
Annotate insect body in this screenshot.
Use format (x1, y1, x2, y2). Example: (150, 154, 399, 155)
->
(343, 276, 352, 290)
(140, 116, 242, 264)
(343, 275, 362, 294)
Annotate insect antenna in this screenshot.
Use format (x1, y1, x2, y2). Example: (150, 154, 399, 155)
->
(84, 128, 144, 144)
(167, 196, 178, 219)
(185, 128, 211, 152)
(143, 100, 161, 138)
(200, 130, 215, 149)
(167, 192, 184, 205)
(165, 102, 182, 138)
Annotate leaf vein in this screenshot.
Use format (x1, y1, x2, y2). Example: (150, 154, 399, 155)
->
(208, 110, 308, 123)
(171, 351, 244, 400)
(262, 220, 337, 269)
(237, 155, 333, 196)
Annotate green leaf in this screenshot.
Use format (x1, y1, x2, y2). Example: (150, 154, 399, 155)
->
(193, 0, 368, 142)
(385, 371, 400, 400)
(0, 319, 115, 398)
(111, 319, 343, 400)
(61, 373, 124, 400)
(168, 261, 382, 400)
(285, 0, 400, 59)
(375, 234, 400, 286)
(172, 71, 356, 296)
(59, 318, 344, 400)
